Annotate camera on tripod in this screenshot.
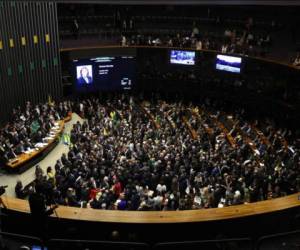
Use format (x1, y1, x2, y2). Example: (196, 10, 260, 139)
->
(0, 186, 8, 196)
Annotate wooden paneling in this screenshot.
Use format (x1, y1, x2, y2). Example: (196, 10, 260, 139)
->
(0, 1, 62, 122)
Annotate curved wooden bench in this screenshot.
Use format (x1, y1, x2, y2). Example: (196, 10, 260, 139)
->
(182, 116, 198, 140)
(209, 114, 236, 148)
(6, 120, 65, 170)
(139, 102, 160, 130)
(3, 192, 300, 224)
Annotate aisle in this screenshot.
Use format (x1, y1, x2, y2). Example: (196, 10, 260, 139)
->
(0, 113, 83, 197)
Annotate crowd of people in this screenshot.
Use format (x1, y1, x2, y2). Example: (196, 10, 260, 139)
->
(120, 19, 272, 57)
(0, 101, 72, 163)
(60, 5, 274, 58)
(27, 95, 299, 211)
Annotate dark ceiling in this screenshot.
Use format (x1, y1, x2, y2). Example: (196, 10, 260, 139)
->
(9, 0, 300, 5)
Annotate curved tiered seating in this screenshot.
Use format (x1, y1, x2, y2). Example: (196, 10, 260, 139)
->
(11, 96, 295, 213)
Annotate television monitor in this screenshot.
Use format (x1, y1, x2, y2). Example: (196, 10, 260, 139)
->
(32, 246, 47, 250)
(73, 56, 135, 92)
(216, 54, 242, 73)
(170, 50, 195, 65)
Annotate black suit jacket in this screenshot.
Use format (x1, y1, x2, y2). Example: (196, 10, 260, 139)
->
(77, 76, 92, 85)
(29, 193, 54, 219)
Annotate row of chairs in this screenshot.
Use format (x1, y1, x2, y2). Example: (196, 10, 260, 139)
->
(1, 230, 300, 250)
(58, 14, 277, 29)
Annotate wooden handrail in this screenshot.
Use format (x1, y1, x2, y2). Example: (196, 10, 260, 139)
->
(3, 192, 300, 224)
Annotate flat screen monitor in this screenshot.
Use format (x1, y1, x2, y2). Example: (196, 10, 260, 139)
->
(73, 56, 135, 92)
(216, 54, 242, 73)
(32, 246, 47, 250)
(170, 50, 195, 65)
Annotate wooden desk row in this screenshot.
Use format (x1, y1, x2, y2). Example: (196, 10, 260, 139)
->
(190, 108, 214, 136)
(3, 192, 300, 224)
(139, 103, 160, 130)
(6, 121, 65, 169)
(6, 113, 72, 169)
(181, 116, 198, 140)
(210, 115, 236, 148)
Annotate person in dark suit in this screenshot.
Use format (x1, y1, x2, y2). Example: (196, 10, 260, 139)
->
(15, 181, 27, 199)
(32, 131, 43, 143)
(28, 183, 57, 240)
(77, 67, 93, 85)
(15, 141, 25, 155)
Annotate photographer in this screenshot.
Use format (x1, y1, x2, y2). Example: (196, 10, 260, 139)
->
(0, 186, 7, 209)
(28, 182, 57, 240)
(0, 186, 7, 250)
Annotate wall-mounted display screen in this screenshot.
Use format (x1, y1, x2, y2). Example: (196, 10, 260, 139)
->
(216, 54, 242, 73)
(170, 50, 195, 65)
(73, 56, 135, 91)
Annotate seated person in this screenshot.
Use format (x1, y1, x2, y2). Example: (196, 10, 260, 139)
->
(293, 54, 300, 66)
(15, 141, 25, 155)
(32, 131, 43, 143)
(15, 180, 28, 199)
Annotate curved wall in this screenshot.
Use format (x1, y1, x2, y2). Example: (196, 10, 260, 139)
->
(61, 46, 300, 129)
(0, 1, 62, 123)
(2, 45, 300, 242)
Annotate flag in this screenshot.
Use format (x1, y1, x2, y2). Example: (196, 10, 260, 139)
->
(45, 34, 50, 43)
(48, 95, 54, 106)
(9, 38, 14, 48)
(30, 120, 40, 134)
(104, 128, 109, 136)
(33, 35, 38, 44)
(110, 111, 117, 121)
(63, 133, 71, 145)
(21, 36, 26, 46)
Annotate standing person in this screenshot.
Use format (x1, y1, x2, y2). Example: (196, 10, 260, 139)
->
(0, 186, 7, 250)
(28, 183, 57, 241)
(73, 19, 79, 39)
